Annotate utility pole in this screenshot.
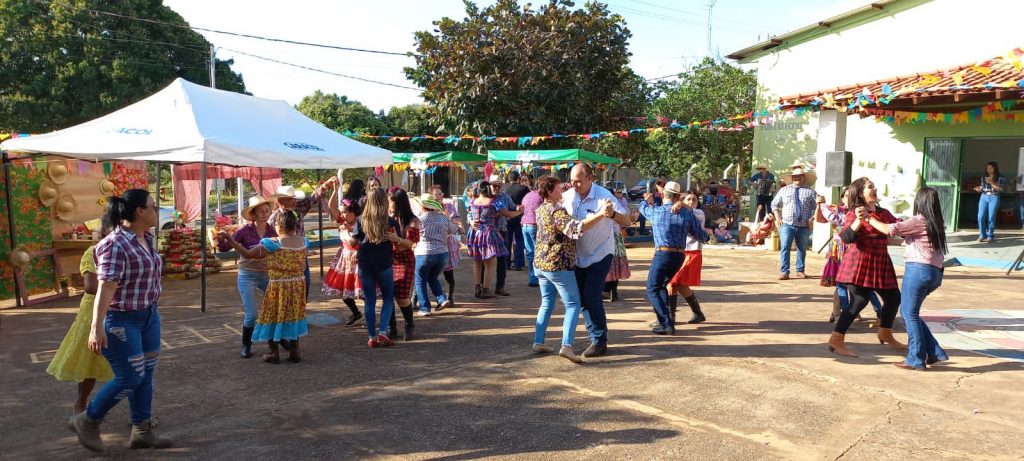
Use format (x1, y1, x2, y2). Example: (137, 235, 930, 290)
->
(706, 0, 717, 58)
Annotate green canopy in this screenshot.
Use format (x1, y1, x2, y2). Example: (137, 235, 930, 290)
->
(487, 149, 621, 165)
(392, 151, 486, 164)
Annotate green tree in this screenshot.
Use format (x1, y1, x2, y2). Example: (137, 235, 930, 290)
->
(0, 0, 246, 132)
(290, 91, 390, 186)
(405, 0, 634, 136)
(642, 58, 756, 181)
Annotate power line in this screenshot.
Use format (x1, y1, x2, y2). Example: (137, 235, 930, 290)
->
(36, 0, 415, 57)
(219, 48, 421, 91)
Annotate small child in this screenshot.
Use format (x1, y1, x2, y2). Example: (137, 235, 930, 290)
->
(713, 219, 736, 243)
(221, 210, 308, 363)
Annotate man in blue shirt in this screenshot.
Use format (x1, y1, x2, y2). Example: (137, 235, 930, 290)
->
(639, 181, 708, 335)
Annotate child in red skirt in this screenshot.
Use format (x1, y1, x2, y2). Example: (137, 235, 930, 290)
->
(667, 191, 707, 324)
(324, 195, 363, 326)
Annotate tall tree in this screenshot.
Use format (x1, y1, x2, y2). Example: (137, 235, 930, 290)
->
(291, 91, 389, 186)
(405, 0, 634, 136)
(642, 58, 756, 181)
(0, 0, 246, 132)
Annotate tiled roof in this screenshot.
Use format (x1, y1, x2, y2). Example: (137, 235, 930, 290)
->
(778, 48, 1024, 110)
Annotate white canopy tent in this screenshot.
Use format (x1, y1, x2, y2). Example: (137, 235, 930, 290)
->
(1, 78, 392, 309)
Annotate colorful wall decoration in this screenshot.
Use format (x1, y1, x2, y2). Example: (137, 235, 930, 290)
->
(0, 165, 57, 300)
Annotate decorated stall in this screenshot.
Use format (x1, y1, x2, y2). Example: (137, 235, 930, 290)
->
(1, 78, 391, 309)
(486, 148, 622, 181)
(383, 151, 487, 195)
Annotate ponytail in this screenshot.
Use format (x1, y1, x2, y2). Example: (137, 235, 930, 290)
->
(102, 188, 151, 228)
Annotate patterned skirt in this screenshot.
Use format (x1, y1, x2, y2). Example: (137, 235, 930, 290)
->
(670, 250, 703, 287)
(323, 244, 362, 299)
(253, 277, 308, 342)
(393, 249, 416, 299)
(836, 238, 898, 289)
(46, 293, 115, 382)
(467, 226, 507, 261)
(820, 238, 844, 287)
(605, 233, 631, 282)
(443, 234, 461, 272)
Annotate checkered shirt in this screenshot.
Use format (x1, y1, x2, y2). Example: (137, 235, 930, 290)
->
(836, 208, 898, 289)
(94, 226, 163, 311)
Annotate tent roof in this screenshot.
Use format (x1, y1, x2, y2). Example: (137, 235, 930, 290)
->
(487, 149, 621, 165)
(0, 78, 391, 169)
(392, 151, 486, 164)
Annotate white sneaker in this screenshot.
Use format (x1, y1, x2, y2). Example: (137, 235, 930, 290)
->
(437, 299, 453, 311)
(416, 311, 431, 317)
(532, 343, 555, 353)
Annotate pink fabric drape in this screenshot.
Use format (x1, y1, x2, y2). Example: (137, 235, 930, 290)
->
(171, 164, 282, 223)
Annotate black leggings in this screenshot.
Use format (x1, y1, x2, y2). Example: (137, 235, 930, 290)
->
(834, 284, 900, 334)
(443, 270, 455, 298)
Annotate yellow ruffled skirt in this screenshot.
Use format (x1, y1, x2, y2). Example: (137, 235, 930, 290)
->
(45, 293, 114, 382)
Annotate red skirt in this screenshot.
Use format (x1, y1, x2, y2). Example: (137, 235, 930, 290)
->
(393, 249, 415, 299)
(836, 237, 897, 289)
(670, 250, 702, 287)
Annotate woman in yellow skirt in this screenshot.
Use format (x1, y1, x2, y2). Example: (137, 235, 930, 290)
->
(46, 234, 115, 415)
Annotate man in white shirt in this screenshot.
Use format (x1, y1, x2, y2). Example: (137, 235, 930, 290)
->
(562, 164, 632, 357)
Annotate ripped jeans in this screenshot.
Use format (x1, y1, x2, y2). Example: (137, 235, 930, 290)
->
(86, 305, 161, 424)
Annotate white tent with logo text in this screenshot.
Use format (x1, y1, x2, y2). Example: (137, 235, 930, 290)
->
(0, 78, 392, 167)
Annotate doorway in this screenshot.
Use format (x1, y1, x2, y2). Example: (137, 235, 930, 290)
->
(924, 137, 1024, 232)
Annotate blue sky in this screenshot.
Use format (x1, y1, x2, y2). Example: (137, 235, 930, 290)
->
(164, 0, 862, 112)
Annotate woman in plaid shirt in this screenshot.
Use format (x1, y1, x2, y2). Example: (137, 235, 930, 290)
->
(827, 178, 904, 358)
(71, 189, 170, 452)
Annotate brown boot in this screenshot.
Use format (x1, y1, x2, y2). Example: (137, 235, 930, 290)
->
(128, 419, 172, 449)
(70, 411, 104, 452)
(876, 327, 907, 351)
(288, 339, 302, 363)
(827, 332, 858, 358)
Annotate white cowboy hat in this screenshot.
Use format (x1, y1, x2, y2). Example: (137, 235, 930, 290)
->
(38, 180, 59, 207)
(242, 195, 275, 221)
(269, 185, 306, 200)
(487, 174, 504, 184)
(663, 181, 683, 195)
(55, 193, 77, 221)
(47, 162, 70, 184)
(784, 165, 817, 185)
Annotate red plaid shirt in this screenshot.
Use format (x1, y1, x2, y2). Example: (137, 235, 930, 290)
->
(836, 208, 899, 289)
(94, 227, 163, 311)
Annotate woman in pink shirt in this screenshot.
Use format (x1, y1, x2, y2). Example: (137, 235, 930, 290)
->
(861, 187, 949, 370)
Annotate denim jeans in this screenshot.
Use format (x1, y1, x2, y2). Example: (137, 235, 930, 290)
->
(237, 269, 270, 327)
(360, 267, 395, 338)
(522, 224, 538, 285)
(836, 284, 881, 314)
(978, 194, 1000, 239)
(534, 270, 582, 347)
(496, 230, 508, 289)
(87, 305, 161, 424)
(415, 253, 450, 313)
(507, 219, 525, 269)
(901, 263, 947, 368)
(575, 254, 614, 345)
(648, 251, 685, 328)
(779, 223, 810, 274)
(1019, 192, 1024, 228)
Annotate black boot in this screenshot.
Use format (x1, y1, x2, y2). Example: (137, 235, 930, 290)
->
(388, 309, 399, 340)
(444, 270, 455, 304)
(400, 304, 415, 341)
(610, 281, 620, 302)
(668, 294, 679, 324)
(343, 298, 363, 326)
(240, 326, 254, 358)
(685, 294, 706, 324)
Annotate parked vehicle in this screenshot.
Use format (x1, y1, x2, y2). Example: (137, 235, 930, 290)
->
(627, 180, 648, 201)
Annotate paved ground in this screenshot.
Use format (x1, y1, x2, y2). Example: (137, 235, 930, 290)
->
(2, 243, 1022, 460)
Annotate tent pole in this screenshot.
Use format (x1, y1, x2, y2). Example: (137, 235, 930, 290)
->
(2, 151, 23, 307)
(154, 163, 161, 234)
(236, 178, 243, 223)
(316, 170, 324, 279)
(200, 162, 208, 313)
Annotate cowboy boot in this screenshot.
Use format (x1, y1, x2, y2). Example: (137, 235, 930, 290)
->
(240, 326, 254, 359)
(877, 327, 907, 351)
(684, 294, 706, 324)
(400, 304, 415, 341)
(128, 419, 172, 449)
(827, 332, 858, 358)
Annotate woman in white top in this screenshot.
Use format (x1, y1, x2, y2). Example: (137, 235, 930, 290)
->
(666, 190, 707, 324)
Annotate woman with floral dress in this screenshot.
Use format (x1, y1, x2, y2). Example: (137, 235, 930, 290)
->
(221, 210, 308, 364)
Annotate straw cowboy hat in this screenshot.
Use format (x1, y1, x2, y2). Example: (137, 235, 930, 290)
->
(487, 174, 504, 184)
(8, 244, 33, 268)
(784, 164, 817, 185)
(415, 193, 444, 212)
(663, 181, 683, 195)
(242, 195, 275, 221)
(99, 178, 116, 196)
(38, 180, 59, 207)
(269, 185, 306, 200)
(47, 162, 70, 184)
(55, 193, 77, 221)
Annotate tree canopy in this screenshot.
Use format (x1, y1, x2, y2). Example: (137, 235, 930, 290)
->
(405, 0, 636, 136)
(0, 0, 246, 133)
